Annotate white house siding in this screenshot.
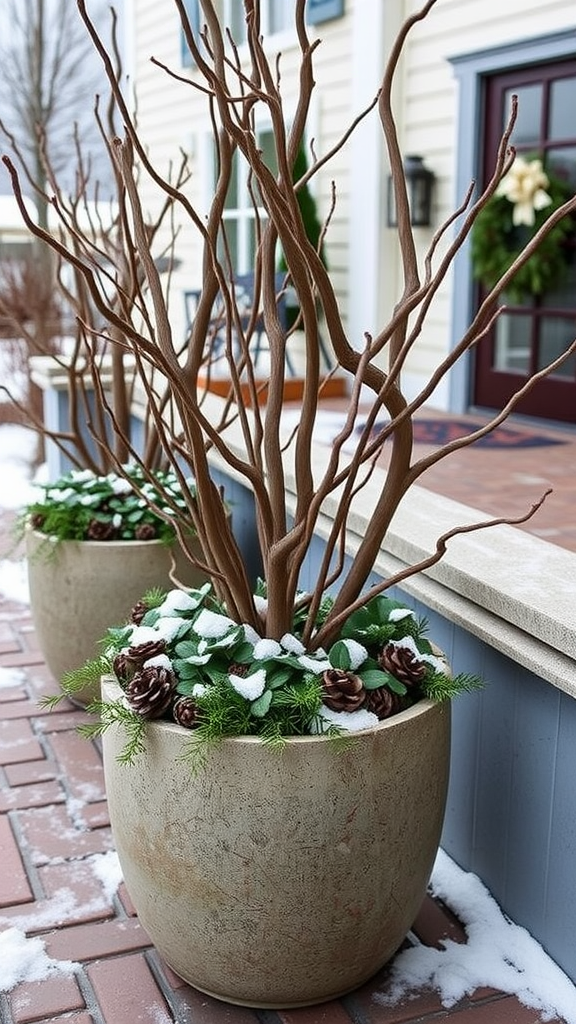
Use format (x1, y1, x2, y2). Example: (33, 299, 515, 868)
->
(128, 1, 574, 405)
(129, 0, 361, 351)
(390, 0, 576, 408)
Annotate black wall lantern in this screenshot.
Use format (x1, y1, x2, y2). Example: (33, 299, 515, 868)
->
(387, 155, 435, 228)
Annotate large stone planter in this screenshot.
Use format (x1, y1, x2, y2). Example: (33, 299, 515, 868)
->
(26, 530, 206, 704)
(101, 675, 451, 1008)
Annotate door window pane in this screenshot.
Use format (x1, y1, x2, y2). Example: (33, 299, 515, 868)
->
(547, 145, 576, 188)
(494, 314, 532, 373)
(541, 249, 576, 309)
(550, 77, 576, 140)
(537, 318, 576, 379)
(504, 84, 542, 146)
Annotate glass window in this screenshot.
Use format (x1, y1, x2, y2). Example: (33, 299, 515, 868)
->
(541, 248, 576, 310)
(222, 0, 247, 43)
(504, 84, 542, 146)
(180, 0, 200, 67)
(221, 1, 293, 42)
(537, 317, 576, 379)
(493, 314, 532, 374)
(550, 77, 576, 140)
(547, 145, 576, 188)
(269, 1, 294, 34)
(219, 128, 275, 274)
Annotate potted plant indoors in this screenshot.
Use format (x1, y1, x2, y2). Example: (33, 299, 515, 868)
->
(8, 0, 575, 1008)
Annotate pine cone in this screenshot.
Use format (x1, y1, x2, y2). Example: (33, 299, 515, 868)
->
(322, 668, 366, 712)
(86, 518, 117, 541)
(172, 695, 200, 729)
(113, 650, 140, 684)
(127, 639, 167, 664)
(379, 643, 426, 688)
(135, 523, 157, 541)
(365, 687, 409, 720)
(125, 665, 175, 718)
(228, 662, 250, 678)
(130, 601, 147, 625)
(113, 640, 168, 685)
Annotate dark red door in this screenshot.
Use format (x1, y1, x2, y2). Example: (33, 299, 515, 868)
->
(474, 63, 576, 423)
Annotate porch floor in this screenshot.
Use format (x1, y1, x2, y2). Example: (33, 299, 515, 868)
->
(1, 407, 575, 1024)
(290, 401, 576, 554)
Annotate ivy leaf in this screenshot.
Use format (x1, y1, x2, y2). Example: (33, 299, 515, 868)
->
(172, 661, 204, 680)
(266, 666, 297, 689)
(140, 608, 161, 627)
(174, 640, 201, 659)
(386, 674, 408, 695)
(231, 641, 256, 663)
(358, 668, 390, 690)
(251, 689, 273, 717)
(328, 640, 352, 671)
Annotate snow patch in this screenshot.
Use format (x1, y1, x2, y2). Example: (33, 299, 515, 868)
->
(377, 848, 576, 1024)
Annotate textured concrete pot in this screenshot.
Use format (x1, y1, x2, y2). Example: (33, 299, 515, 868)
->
(101, 675, 451, 1008)
(26, 529, 206, 704)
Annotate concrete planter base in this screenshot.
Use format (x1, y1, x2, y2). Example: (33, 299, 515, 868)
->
(101, 675, 451, 1008)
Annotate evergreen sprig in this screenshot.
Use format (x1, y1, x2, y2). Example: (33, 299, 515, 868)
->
(79, 698, 148, 764)
(422, 671, 483, 703)
(38, 654, 112, 710)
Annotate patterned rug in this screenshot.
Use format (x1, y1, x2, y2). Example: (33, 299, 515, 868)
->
(358, 418, 568, 449)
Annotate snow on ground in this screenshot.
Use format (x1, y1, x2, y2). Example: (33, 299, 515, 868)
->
(0, 423, 44, 605)
(0, 424, 43, 512)
(378, 849, 576, 1024)
(0, 558, 30, 605)
(0, 928, 78, 992)
(0, 665, 25, 689)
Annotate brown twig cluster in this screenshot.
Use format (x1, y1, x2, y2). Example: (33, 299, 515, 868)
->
(2, 0, 575, 646)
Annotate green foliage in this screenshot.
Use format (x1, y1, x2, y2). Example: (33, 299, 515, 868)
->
(471, 166, 573, 302)
(422, 671, 484, 703)
(277, 141, 329, 329)
(339, 594, 422, 649)
(38, 654, 112, 710)
(79, 699, 148, 764)
(21, 465, 197, 544)
(57, 583, 483, 763)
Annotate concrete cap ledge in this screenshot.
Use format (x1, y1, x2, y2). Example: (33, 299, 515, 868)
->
(305, 444, 576, 696)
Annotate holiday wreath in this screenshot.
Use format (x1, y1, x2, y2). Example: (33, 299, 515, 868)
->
(471, 155, 574, 303)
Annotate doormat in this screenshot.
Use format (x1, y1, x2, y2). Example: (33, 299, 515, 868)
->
(358, 418, 568, 449)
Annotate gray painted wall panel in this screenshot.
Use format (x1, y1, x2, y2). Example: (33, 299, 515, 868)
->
(543, 694, 576, 977)
(505, 680, 560, 929)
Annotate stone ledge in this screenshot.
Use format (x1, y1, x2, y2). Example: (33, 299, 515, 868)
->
(314, 474, 576, 696)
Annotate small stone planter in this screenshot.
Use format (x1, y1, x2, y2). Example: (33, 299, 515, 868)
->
(26, 529, 206, 704)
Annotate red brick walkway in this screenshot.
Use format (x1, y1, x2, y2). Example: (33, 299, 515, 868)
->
(0, 578, 569, 1024)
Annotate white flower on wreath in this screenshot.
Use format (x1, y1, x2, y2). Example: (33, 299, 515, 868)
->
(496, 155, 552, 227)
